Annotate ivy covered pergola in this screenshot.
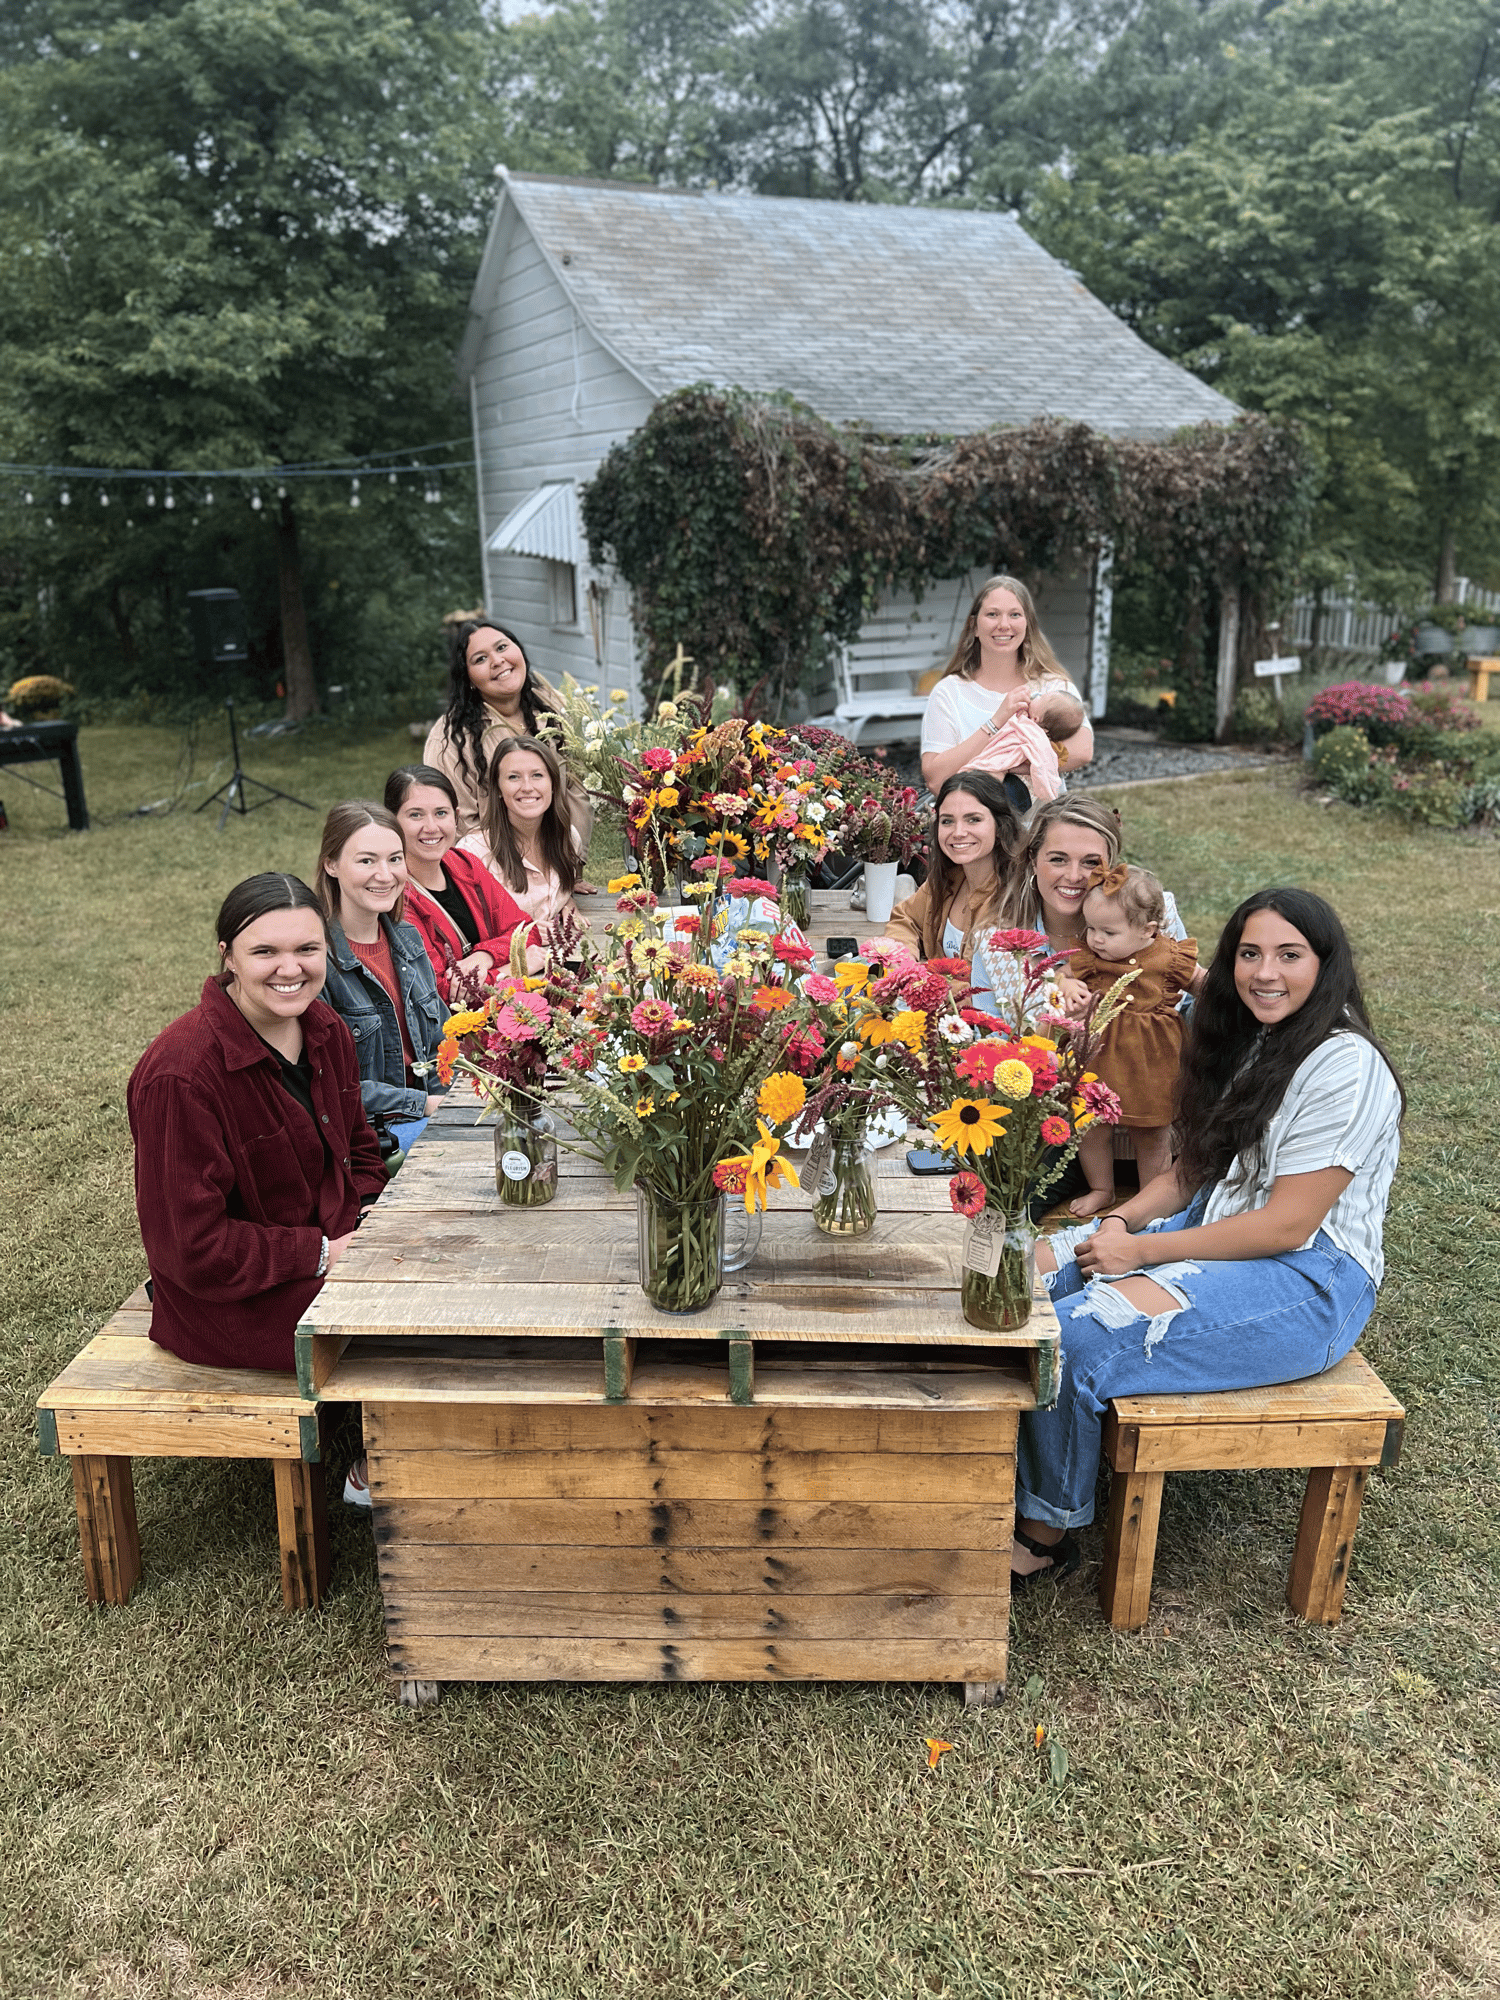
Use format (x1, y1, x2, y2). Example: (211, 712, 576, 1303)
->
(583, 388, 1309, 738)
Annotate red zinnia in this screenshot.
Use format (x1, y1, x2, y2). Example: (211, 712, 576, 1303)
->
(1040, 1115, 1071, 1146)
(948, 1171, 986, 1219)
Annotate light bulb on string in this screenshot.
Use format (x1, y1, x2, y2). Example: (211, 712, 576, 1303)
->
(204, 486, 214, 505)
(100, 490, 109, 507)
(388, 471, 397, 486)
(23, 490, 33, 504)
(250, 490, 262, 511)
(60, 487, 71, 506)
(164, 487, 175, 510)
(277, 484, 287, 499)
(349, 476, 360, 510)
(146, 489, 156, 508)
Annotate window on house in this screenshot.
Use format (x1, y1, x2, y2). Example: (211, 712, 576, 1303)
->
(547, 560, 578, 628)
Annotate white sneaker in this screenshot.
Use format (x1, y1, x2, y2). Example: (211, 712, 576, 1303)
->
(342, 1456, 373, 1509)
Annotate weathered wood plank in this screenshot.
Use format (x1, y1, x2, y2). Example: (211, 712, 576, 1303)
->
(364, 1400, 1019, 1456)
(71, 1456, 141, 1606)
(380, 1589, 1010, 1640)
(39, 1337, 313, 1415)
(1111, 1351, 1403, 1426)
(374, 1496, 1014, 1550)
(50, 1409, 311, 1459)
(385, 1634, 1009, 1682)
(302, 1276, 1056, 1349)
(375, 1541, 1008, 1595)
(1098, 1469, 1164, 1632)
(1287, 1466, 1368, 1623)
(326, 1350, 1033, 1412)
(369, 1446, 1016, 1505)
(1129, 1418, 1389, 1474)
(273, 1461, 330, 1611)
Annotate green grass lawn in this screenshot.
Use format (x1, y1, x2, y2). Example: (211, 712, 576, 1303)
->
(3, 725, 1498, 1998)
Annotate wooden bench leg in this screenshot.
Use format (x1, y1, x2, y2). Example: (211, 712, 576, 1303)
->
(71, 1456, 141, 1605)
(274, 1460, 330, 1611)
(1099, 1469, 1164, 1631)
(1287, 1465, 1367, 1624)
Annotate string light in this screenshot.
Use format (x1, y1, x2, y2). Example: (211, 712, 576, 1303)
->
(164, 488, 175, 510)
(99, 490, 109, 506)
(349, 476, 360, 509)
(146, 489, 156, 507)
(250, 491, 262, 510)
(60, 487, 71, 506)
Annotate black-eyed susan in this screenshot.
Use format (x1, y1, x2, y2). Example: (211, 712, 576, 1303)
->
(618, 1053, 648, 1074)
(930, 1098, 1008, 1156)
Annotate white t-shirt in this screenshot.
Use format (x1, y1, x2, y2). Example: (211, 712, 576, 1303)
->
(921, 672, 1082, 757)
(1200, 1032, 1402, 1286)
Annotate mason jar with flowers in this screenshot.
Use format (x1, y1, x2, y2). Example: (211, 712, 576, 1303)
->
(435, 977, 569, 1206)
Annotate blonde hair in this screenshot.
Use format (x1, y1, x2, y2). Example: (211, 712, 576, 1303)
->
(938, 575, 1068, 689)
(316, 801, 407, 927)
(997, 793, 1123, 928)
(1084, 863, 1166, 931)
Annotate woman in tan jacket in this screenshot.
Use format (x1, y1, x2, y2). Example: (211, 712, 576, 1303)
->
(422, 616, 594, 849)
(885, 770, 1024, 963)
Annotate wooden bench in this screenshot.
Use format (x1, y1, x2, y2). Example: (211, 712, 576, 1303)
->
(1098, 1351, 1404, 1631)
(1466, 656, 1497, 703)
(37, 1285, 330, 1610)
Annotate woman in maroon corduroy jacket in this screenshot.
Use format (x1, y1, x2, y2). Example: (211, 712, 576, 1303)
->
(127, 874, 387, 1373)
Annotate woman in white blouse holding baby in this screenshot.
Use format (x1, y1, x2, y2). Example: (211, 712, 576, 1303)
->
(921, 575, 1094, 810)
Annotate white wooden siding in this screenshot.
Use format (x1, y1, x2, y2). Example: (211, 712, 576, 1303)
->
(469, 219, 654, 706)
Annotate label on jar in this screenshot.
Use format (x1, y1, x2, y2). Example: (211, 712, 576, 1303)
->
(962, 1213, 1001, 1277)
(804, 1130, 833, 1189)
(500, 1149, 532, 1182)
(818, 1169, 838, 1198)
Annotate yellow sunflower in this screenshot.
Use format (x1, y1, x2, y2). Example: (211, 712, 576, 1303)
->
(929, 1098, 1009, 1157)
(757, 1071, 807, 1124)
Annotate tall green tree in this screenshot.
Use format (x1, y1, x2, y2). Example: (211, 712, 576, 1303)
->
(0, 0, 499, 714)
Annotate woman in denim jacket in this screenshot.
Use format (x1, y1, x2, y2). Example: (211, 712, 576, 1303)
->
(316, 801, 446, 1159)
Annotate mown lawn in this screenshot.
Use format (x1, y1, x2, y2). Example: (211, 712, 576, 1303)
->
(2, 723, 1497, 1999)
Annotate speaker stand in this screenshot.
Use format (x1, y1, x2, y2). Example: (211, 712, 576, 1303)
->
(197, 698, 316, 832)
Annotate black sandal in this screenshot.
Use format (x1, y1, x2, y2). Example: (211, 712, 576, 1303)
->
(1011, 1524, 1081, 1592)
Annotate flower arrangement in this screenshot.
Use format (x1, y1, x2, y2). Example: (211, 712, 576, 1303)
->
(435, 972, 575, 1205)
(839, 929, 1130, 1328)
(5, 674, 74, 719)
(841, 780, 929, 866)
(1305, 681, 1415, 745)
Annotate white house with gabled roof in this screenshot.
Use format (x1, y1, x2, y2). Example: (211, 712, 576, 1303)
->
(457, 170, 1237, 735)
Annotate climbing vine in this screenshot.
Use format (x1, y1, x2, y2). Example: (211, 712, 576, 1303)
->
(581, 387, 1311, 716)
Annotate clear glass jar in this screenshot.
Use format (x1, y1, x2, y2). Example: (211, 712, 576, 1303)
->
(492, 1097, 558, 1207)
(960, 1210, 1038, 1331)
(812, 1129, 877, 1237)
(780, 864, 810, 929)
(635, 1185, 763, 1313)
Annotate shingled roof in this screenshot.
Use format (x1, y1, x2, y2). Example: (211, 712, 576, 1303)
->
(473, 170, 1236, 440)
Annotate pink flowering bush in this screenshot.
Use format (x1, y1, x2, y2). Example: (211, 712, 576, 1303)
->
(1305, 682, 1415, 746)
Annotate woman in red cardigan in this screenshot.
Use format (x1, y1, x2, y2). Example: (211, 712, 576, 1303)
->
(383, 764, 530, 1000)
(126, 874, 387, 1374)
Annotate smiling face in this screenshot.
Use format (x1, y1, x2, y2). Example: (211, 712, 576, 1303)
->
(975, 587, 1028, 660)
(323, 823, 407, 923)
(219, 909, 327, 1037)
(466, 626, 528, 709)
(1033, 820, 1115, 934)
(1233, 908, 1321, 1025)
(396, 783, 457, 869)
(497, 745, 554, 830)
(1083, 889, 1158, 962)
(937, 789, 998, 873)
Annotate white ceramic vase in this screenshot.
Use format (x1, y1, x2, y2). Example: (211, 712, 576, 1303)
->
(863, 860, 899, 925)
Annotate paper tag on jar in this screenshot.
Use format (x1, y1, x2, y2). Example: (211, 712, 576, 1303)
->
(804, 1130, 833, 1190)
(962, 1213, 1001, 1277)
(500, 1149, 532, 1182)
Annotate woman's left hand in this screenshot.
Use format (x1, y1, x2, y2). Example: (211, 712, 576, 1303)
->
(1074, 1219, 1142, 1278)
(453, 951, 494, 982)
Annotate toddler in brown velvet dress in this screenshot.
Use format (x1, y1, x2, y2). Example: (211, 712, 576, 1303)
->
(1059, 863, 1205, 1218)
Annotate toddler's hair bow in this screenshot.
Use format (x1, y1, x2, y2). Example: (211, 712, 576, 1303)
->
(1086, 863, 1130, 896)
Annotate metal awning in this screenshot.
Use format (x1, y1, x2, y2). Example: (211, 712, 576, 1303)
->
(485, 481, 580, 563)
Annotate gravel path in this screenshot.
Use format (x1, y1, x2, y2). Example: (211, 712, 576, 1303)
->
(886, 730, 1285, 798)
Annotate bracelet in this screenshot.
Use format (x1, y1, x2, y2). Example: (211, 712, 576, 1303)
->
(980, 717, 1001, 738)
(316, 1234, 330, 1278)
(1096, 1213, 1131, 1231)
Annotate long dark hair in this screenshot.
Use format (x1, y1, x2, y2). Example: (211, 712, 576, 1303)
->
(1174, 888, 1404, 1196)
(928, 771, 1024, 950)
(478, 735, 578, 899)
(216, 873, 326, 950)
(441, 618, 552, 789)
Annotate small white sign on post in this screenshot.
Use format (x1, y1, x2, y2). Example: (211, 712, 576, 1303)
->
(1253, 654, 1303, 680)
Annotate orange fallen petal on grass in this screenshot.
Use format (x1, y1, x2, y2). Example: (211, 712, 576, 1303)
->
(925, 1738, 955, 1769)
(1033, 1723, 1047, 1749)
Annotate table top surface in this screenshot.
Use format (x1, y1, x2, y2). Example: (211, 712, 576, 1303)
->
(306, 1103, 1059, 1361)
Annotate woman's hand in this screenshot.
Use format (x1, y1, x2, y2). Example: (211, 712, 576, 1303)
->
(1074, 1216, 1138, 1277)
(423, 1095, 444, 1115)
(453, 951, 494, 982)
(991, 687, 1033, 727)
(324, 1231, 357, 1274)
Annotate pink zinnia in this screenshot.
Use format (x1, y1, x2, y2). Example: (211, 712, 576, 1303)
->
(948, 1171, 987, 1219)
(988, 928, 1051, 954)
(1081, 1077, 1123, 1124)
(773, 934, 814, 965)
(899, 971, 948, 1014)
(729, 876, 777, 900)
(803, 973, 840, 1003)
(495, 994, 550, 1041)
(630, 997, 675, 1037)
(1040, 1115, 1071, 1146)
(641, 747, 675, 772)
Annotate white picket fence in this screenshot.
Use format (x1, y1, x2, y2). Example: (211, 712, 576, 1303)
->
(1288, 581, 1500, 656)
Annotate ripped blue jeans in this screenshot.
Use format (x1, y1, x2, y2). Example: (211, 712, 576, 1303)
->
(1015, 1199, 1377, 1530)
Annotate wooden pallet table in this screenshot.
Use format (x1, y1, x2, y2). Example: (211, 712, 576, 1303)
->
(302, 1117, 1058, 1707)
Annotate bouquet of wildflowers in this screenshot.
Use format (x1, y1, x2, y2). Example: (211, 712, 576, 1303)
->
(817, 930, 1133, 1327)
(748, 746, 848, 878)
(435, 969, 583, 1206)
(614, 715, 795, 888)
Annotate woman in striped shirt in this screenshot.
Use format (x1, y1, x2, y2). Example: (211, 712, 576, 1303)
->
(1012, 888, 1405, 1587)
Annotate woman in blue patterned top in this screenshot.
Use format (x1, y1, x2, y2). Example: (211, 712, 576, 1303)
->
(1012, 888, 1405, 1587)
